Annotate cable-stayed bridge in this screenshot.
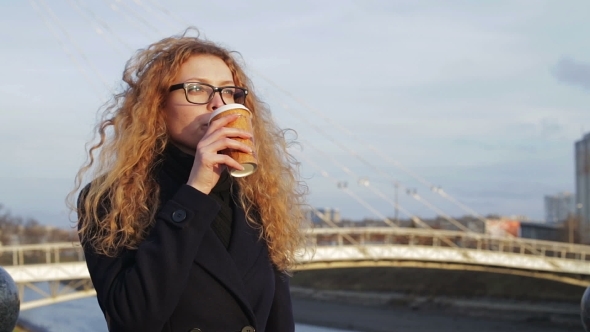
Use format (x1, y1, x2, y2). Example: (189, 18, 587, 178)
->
(9, 0, 589, 315)
(3, 228, 590, 311)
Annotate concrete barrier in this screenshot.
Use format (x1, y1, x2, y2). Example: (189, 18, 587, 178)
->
(0, 266, 19, 332)
(582, 286, 590, 331)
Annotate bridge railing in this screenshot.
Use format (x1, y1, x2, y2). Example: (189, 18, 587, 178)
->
(0, 242, 85, 266)
(306, 227, 590, 262)
(2, 227, 590, 267)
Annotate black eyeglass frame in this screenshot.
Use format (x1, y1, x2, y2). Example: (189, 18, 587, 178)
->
(168, 82, 249, 105)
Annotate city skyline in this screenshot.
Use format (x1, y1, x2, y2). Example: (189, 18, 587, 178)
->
(1, 1, 590, 227)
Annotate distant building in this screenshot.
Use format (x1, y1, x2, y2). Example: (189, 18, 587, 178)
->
(576, 132, 590, 244)
(484, 217, 561, 242)
(484, 217, 521, 237)
(508, 215, 530, 222)
(544, 192, 576, 224)
(306, 207, 341, 226)
(520, 221, 561, 242)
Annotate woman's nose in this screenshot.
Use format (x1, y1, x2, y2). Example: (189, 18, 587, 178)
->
(209, 92, 225, 110)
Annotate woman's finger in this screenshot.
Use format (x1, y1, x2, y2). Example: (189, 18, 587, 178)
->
(199, 127, 252, 147)
(197, 151, 245, 171)
(207, 114, 241, 132)
(201, 137, 253, 155)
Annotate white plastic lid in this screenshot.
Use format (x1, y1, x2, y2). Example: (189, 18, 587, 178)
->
(208, 103, 251, 125)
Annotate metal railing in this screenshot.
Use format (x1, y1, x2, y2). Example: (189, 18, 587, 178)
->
(2, 227, 590, 267)
(0, 242, 85, 266)
(306, 227, 590, 263)
(3, 227, 590, 310)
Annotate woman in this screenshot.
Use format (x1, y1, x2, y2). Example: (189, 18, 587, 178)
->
(71, 29, 307, 332)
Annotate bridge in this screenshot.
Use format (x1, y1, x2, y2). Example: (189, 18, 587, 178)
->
(2, 1, 585, 327)
(3, 227, 590, 311)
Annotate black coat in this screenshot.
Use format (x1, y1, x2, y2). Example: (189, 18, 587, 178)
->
(80, 161, 295, 332)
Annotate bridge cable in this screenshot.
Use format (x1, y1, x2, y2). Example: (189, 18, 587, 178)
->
(106, 0, 488, 236)
(145, 0, 192, 28)
(298, 139, 460, 247)
(294, 150, 459, 248)
(100, 0, 156, 42)
(306, 206, 377, 259)
(65, 0, 408, 234)
(35, 0, 113, 91)
(294, 151, 396, 225)
(58, 1, 379, 255)
(254, 67, 490, 223)
(77, 2, 418, 230)
(129, 0, 182, 31)
(107, 0, 160, 35)
(71, 0, 524, 245)
(69, 0, 134, 58)
(279, 101, 471, 233)
(299, 138, 430, 229)
(131, 0, 496, 228)
(28, 0, 106, 102)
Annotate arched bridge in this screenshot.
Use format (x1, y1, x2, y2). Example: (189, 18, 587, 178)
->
(3, 227, 590, 310)
(296, 227, 590, 287)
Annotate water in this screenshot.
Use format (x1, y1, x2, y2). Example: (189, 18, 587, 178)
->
(18, 285, 355, 332)
(17, 283, 580, 332)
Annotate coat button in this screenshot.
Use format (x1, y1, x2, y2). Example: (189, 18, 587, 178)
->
(172, 209, 187, 222)
(241, 326, 255, 332)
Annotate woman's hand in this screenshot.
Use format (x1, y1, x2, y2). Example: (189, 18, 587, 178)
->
(186, 114, 253, 194)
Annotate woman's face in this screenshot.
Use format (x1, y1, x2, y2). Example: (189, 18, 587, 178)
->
(163, 54, 235, 154)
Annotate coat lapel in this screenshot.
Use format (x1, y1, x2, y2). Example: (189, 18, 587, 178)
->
(157, 155, 263, 325)
(228, 201, 266, 278)
(194, 228, 257, 325)
(187, 180, 265, 324)
(191, 183, 266, 326)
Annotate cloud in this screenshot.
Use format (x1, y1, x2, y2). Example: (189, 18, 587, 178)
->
(551, 56, 590, 90)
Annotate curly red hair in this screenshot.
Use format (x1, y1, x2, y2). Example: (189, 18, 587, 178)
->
(69, 28, 308, 271)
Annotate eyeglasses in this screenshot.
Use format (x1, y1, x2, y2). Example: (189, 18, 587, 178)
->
(169, 82, 248, 105)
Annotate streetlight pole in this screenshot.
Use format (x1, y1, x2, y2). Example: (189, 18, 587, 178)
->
(577, 203, 584, 244)
(394, 181, 399, 226)
(569, 214, 574, 244)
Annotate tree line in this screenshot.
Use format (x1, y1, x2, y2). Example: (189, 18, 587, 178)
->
(0, 205, 77, 246)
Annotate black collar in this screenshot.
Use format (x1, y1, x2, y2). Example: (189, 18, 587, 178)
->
(161, 143, 231, 192)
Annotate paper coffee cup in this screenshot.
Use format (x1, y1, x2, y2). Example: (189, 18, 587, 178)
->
(208, 104, 258, 177)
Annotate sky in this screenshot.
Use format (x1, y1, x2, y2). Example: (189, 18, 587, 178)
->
(1, 0, 589, 228)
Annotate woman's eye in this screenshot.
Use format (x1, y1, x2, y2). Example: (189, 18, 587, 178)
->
(222, 88, 235, 96)
(187, 84, 206, 94)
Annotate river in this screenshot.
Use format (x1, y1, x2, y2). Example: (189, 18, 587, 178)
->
(17, 284, 581, 331)
(17, 287, 355, 332)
